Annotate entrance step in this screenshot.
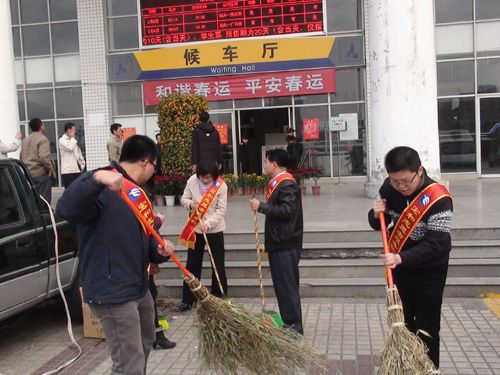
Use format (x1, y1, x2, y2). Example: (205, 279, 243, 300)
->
(159, 258, 500, 280)
(168, 239, 500, 262)
(156, 276, 500, 298)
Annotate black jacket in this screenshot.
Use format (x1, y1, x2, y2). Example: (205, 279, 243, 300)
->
(56, 162, 168, 304)
(287, 142, 303, 169)
(258, 177, 303, 252)
(368, 172, 453, 279)
(191, 121, 223, 166)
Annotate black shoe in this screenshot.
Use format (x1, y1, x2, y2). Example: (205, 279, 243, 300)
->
(179, 303, 192, 312)
(153, 332, 176, 350)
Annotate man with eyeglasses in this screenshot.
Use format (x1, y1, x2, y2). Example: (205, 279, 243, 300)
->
(368, 146, 453, 371)
(57, 135, 175, 374)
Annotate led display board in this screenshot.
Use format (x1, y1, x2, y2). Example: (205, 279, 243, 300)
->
(140, 0, 325, 47)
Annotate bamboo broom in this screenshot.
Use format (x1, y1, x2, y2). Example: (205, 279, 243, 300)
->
(119, 191, 328, 375)
(377, 212, 438, 375)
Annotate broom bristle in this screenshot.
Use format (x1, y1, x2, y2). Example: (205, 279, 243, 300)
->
(185, 274, 328, 375)
(378, 286, 437, 375)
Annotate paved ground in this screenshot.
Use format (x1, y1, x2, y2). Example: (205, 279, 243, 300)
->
(0, 296, 499, 375)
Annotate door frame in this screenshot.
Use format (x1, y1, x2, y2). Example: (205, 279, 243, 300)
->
(476, 94, 500, 177)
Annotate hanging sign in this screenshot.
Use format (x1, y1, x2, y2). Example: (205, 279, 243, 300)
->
(214, 123, 229, 145)
(303, 118, 320, 141)
(329, 117, 346, 132)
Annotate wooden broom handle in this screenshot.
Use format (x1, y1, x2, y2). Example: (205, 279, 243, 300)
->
(119, 191, 191, 278)
(379, 212, 394, 288)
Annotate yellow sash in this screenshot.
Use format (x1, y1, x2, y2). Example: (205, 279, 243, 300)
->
(266, 172, 295, 202)
(389, 183, 451, 253)
(114, 169, 155, 237)
(179, 176, 224, 249)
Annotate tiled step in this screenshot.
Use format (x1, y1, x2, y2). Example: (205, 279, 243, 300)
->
(157, 276, 500, 298)
(159, 258, 500, 280)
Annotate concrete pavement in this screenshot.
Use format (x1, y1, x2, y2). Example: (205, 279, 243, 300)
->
(0, 296, 499, 375)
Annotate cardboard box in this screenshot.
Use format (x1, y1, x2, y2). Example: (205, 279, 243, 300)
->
(80, 289, 105, 339)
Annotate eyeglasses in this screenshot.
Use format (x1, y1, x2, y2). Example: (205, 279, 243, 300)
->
(389, 171, 418, 187)
(146, 159, 157, 168)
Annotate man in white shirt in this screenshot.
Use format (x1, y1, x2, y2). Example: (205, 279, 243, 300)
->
(59, 122, 85, 188)
(0, 131, 22, 158)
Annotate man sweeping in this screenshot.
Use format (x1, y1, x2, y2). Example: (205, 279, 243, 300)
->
(368, 146, 453, 370)
(250, 148, 304, 334)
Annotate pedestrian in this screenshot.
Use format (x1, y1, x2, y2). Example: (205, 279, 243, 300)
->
(286, 127, 303, 170)
(56, 135, 175, 375)
(20, 118, 55, 203)
(238, 134, 250, 173)
(249, 148, 304, 334)
(179, 161, 228, 311)
(58, 122, 85, 188)
(0, 131, 22, 158)
(155, 133, 162, 175)
(368, 146, 453, 369)
(107, 123, 123, 162)
(191, 111, 222, 173)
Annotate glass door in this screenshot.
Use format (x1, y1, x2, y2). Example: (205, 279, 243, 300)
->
(208, 111, 236, 174)
(479, 97, 500, 175)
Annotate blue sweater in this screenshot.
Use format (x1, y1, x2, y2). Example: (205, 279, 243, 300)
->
(56, 163, 167, 304)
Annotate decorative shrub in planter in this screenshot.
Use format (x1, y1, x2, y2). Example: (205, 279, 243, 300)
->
(240, 173, 252, 195)
(256, 175, 267, 195)
(309, 168, 322, 196)
(222, 174, 239, 197)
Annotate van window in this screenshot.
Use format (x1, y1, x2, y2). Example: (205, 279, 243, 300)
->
(0, 168, 23, 226)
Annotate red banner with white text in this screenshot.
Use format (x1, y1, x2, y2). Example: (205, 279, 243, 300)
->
(143, 68, 335, 105)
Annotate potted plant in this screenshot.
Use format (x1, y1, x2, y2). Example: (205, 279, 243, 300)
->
(153, 176, 166, 206)
(222, 174, 238, 196)
(290, 168, 307, 195)
(249, 173, 258, 195)
(256, 175, 266, 195)
(240, 173, 251, 195)
(309, 168, 322, 196)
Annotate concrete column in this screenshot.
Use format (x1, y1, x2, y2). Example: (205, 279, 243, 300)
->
(0, 0, 20, 158)
(364, 0, 441, 197)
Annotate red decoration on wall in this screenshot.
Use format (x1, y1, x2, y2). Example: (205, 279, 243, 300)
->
(122, 127, 136, 142)
(214, 123, 229, 145)
(303, 118, 319, 140)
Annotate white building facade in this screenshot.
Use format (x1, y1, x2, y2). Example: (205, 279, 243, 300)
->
(2, 0, 500, 190)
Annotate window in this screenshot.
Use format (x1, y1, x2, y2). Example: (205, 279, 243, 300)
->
(49, 0, 77, 21)
(26, 89, 55, 119)
(438, 97, 476, 172)
(437, 61, 475, 96)
(326, 0, 361, 32)
(22, 25, 50, 56)
(51, 22, 79, 54)
(0, 168, 23, 226)
(108, 18, 139, 50)
(111, 83, 143, 115)
(477, 58, 500, 93)
(475, 0, 500, 20)
(436, 24, 474, 59)
(435, 0, 472, 23)
(330, 68, 364, 103)
(20, 0, 48, 24)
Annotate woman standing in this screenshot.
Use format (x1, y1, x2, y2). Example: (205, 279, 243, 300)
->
(179, 161, 228, 311)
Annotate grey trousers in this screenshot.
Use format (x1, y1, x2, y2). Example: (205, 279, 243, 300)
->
(90, 292, 156, 375)
(32, 174, 52, 204)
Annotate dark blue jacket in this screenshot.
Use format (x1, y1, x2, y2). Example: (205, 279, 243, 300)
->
(56, 163, 168, 304)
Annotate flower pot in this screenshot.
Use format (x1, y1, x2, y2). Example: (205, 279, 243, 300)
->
(154, 195, 165, 206)
(257, 187, 265, 195)
(165, 195, 175, 206)
(243, 186, 251, 195)
(301, 186, 306, 196)
(312, 185, 321, 196)
(250, 187, 257, 195)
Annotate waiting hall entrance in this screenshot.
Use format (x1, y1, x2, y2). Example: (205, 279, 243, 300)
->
(236, 108, 290, 174)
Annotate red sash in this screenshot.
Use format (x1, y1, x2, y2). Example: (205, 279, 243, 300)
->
(389, 183, 451, 253)
(266, 172, 295, 202)
(114, 169, 155, 237)
(179, 176, 224, 249)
